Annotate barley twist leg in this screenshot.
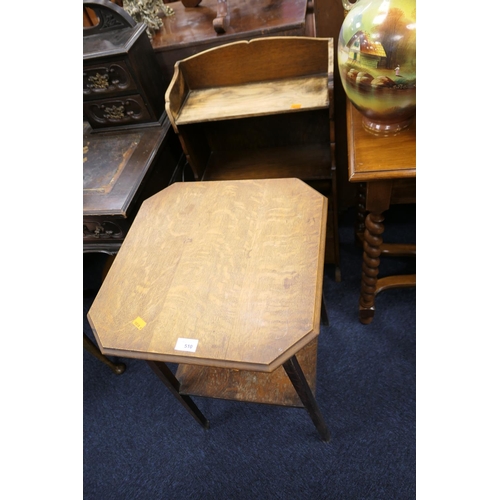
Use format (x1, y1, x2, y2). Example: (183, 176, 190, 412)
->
(359, 211, 385, 324)
(355, 182, 367, 246)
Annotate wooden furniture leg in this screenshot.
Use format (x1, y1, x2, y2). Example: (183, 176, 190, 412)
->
(359, 209, 416, 325)
(359, 211, 385, 325)
(147, 360, 210, 429)
(282, 355, 331, 442)
(321, 294, 329, 326)
(83, 332, 126, 374)
(355, 182, 367, 247)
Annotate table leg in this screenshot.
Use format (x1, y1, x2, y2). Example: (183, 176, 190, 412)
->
(283, 355, 331, 442)
(359, 211, 385, 325)
(83, 333, 126, 375)
(146, 360, 210, 429)
(355, 182, 367, 247)
(321, 294, 329, 326)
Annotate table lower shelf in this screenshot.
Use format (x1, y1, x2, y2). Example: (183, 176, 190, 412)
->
(176, 338, 318, 407)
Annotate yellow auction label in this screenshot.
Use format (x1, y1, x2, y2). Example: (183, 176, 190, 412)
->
(132, 317, 146, 330)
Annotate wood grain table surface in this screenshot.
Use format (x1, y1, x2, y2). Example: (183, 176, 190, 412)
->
(88, 178, 327, 373)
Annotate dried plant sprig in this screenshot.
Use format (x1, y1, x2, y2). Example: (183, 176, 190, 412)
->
(123, 0, 175, 39)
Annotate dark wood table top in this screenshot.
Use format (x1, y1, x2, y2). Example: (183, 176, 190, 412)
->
(151, 0, 311, 51)
(346, 103, 416, 183)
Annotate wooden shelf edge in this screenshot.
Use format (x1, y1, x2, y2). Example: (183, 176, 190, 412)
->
(202, 143, 333, 182)
(176, 75, 329, 125)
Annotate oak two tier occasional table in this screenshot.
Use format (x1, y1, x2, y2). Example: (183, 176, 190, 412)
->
(88, 178, 331, 441)
(346, 103, 416, 325)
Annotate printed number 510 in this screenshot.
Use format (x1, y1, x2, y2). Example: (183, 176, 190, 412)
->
(174, 338, 198, 353)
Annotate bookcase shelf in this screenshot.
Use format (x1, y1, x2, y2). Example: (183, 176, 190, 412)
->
(175, 75, 329, 125)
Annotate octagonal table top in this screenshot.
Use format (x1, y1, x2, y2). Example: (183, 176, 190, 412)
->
(88, 178, 327, 373)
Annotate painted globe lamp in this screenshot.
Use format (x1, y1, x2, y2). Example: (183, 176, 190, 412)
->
(338, 0, 416, 136)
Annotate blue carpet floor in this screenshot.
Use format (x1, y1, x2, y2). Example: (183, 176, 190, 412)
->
(83, 204, 416, 499)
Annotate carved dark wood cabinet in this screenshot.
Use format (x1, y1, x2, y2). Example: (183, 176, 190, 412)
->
(83, 0, 167, 131)
(83, 120, 183, 255)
